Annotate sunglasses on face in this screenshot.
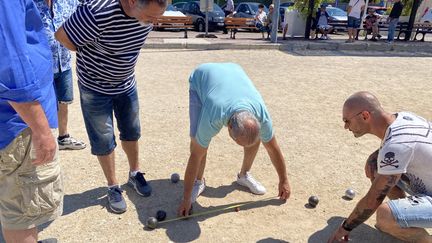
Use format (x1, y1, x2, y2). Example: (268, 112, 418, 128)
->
(343, 111, 363, 125)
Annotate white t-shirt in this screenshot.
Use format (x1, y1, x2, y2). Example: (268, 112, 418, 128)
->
(225, 0, 234, 12)
(317, 12, 328, 26)
(256, 11, 267, 25)
(348, 0, 365, 18)
(378, 112, 432, 196)
(282, 8, 292, 26)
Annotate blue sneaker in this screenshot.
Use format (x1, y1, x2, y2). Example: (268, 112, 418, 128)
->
(107, 186, 127, 214)
(128, 172, 152, 197)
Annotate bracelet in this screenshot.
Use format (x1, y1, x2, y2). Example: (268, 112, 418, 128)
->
(341, 219, 354, 232)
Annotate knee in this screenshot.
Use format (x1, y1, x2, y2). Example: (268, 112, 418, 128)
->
(376, 203, 397, 232)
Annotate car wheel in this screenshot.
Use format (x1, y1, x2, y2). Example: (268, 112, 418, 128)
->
(196, 20, 205, 32)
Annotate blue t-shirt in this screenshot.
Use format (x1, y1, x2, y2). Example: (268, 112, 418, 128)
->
(189, 63, 273, 148)
(0, 0, 58, 149)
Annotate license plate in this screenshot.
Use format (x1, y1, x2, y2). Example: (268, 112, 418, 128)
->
(217, 23, 224, 26)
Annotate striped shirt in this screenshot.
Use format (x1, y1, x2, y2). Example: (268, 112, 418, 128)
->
(63, 0, 152, 94)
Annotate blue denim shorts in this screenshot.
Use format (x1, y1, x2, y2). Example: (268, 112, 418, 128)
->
(53, 69, 73, 104)
(387, 180, 432, 228)
(79, 84, 141, 156)
(388, 195, 432, 228)
(255, 22, 269, 33)
(347, 16, 361, 28)
(189, 89, 201, 138)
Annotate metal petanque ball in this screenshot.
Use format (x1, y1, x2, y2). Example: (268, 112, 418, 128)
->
(146, 217, 158, 229)
(171, 173, 180, 183)
(345, 189, 356, 200)
(308, 196, 319, 208)
(156, 210, 167, 221)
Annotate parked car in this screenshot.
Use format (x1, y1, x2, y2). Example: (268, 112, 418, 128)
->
(153, 5, 187, 31)
(325, 6, 348, 31)
(280, 2, 294, 7)
(164, 4, 186, 16)
(367, 5, 388, 15)
(420, 7, 432, 23)
(172, 1, 187, 12)
(233, 2, 269, 18)
(181, 1, 225, 32)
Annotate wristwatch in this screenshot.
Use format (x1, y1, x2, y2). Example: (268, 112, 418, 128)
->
(342, 219, 354, 232)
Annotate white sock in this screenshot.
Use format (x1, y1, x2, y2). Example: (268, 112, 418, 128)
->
(108, 184, 119, 189)
(130, 170, 140, 177)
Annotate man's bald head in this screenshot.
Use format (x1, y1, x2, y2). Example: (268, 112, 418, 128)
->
(343, 91, 383, 114)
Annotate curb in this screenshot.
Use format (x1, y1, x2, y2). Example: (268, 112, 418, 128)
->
(143, 40, 432, 54)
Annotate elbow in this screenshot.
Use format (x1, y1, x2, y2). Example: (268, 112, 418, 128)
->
(365, 194, 384, 209)
(55, 30, 77, 52)
(69, 45, 77, 52)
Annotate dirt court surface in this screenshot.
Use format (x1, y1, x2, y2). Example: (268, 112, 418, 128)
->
(36, 50, 432, 243)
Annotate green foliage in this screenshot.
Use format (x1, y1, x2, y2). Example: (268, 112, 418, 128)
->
(384, 0, 419, 16)
(293, 0, 323, 17)
(401, 0, 414, 16)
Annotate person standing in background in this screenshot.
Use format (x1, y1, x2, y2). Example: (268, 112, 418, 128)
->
(255, 4, 268, 40)
(224, 0, 234, 16)
(387, 0, 404, 43)
(346, 0, 365, 43)
(223, 0, 235, 34)
(34, 0, 87, 151)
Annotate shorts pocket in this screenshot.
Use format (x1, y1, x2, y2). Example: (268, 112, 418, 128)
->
(0, 134, 27, 175)
(17, 163, 63, 217)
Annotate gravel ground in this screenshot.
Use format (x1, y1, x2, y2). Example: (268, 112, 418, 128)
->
(4, 49, 431, 243)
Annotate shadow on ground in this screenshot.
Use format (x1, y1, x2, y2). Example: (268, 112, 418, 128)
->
(201, 181, 250, 198)
(0, 187, 107, 242)
(308, 216, 405, 243)
(257, 237, 290, 243)
(0, 180, 282, 242)
(124, 178, 284, 242)
(63, 187, 107, 216)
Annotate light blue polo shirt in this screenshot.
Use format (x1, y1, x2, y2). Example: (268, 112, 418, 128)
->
(189, 63, 273, 148)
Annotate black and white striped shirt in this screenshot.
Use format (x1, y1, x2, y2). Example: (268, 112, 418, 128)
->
(63, 0, 152, 94)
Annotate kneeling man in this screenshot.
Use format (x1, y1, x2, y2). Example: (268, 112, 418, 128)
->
(329, 91, 432, 243)
(178, 63, 291, 216)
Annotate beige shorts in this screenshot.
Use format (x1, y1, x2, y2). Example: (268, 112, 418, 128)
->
(0, 128, 63, 230)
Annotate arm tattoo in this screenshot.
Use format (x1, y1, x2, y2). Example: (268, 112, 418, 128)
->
(346, 175, 399, 229)
(376, 175, 398, 201)
(367, 149, 379, 172)
(346, 209, 374, 229)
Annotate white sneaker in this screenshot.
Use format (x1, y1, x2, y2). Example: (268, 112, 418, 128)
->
(191, 179, 206, 203)
(236, 172, 266, 195)
(58, 135, 86, 150)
